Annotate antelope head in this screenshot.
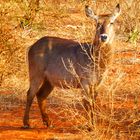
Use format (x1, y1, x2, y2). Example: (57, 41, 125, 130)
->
(85, 4, 121, 46)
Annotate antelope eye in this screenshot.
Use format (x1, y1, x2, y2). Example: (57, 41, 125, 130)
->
(110, 22, 114, 25)
(97, 24, 102, 29)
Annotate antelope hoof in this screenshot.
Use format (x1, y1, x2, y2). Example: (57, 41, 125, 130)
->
(21, 124, 31, 129)
(43, 121, 50, 127)
(43, 120, 52, 128)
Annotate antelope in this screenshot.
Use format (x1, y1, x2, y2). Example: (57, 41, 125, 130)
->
(23, 4, 121, 128)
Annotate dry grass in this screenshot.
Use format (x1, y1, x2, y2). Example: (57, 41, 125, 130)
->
(0, 0, 140, 139)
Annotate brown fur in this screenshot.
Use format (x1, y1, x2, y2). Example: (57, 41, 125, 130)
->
(22, 4, 121, 128)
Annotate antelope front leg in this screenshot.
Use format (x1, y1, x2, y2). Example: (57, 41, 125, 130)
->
(82, 84, 97, 125)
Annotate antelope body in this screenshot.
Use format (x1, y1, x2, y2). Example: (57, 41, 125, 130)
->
(23, 4, 121, 128)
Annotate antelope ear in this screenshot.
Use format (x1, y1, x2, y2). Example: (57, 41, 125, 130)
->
(110, 4, 121, 23)
(85, 5, 98, 22)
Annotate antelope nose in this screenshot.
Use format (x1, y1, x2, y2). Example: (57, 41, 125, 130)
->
(100, 34, 108, 42)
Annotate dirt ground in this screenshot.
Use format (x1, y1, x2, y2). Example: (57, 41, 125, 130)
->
(0, 92, 140, 140)
(0, 96, 85, 140)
